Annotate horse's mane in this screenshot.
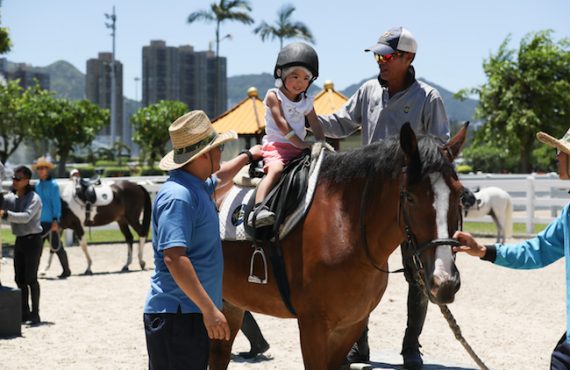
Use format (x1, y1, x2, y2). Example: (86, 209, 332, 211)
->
(320, 134, 450, 184)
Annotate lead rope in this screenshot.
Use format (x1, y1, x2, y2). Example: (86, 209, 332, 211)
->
(411, 241, 490, 370)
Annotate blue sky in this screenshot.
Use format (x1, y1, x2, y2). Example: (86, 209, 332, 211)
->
(2, 0, 569, 100)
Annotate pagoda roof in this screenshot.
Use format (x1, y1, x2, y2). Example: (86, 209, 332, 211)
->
(212, 81, 348, 136)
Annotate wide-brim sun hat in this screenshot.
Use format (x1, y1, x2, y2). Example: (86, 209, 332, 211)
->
(536, 129, 570, 156)
(159, 110, 237, 171)
(32, 156, 55, 170)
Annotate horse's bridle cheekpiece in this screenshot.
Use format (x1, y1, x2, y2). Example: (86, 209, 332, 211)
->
(159, 110, 238, 171)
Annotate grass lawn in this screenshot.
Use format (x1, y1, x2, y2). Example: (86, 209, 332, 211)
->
(0, 228, 150, 247)
(0, 222, 547, 247)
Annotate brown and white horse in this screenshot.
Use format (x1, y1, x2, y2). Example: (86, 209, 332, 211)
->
(210, 123, 468, 369)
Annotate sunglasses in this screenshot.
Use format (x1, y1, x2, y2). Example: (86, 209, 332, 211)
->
(12, 175, 25, 181)
(36, 166, 49, 170)
(374, 51, 404, 63)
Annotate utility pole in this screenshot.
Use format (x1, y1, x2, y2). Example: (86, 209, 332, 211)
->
(105, 6, 117, 146)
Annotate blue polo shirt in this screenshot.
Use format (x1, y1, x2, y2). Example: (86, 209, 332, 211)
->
(144, 169, 222, 314)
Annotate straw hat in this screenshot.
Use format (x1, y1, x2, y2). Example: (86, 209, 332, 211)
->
(32, 156, 55, 170)
(159, 110, 237, 171)
(536, 129, 570, 156)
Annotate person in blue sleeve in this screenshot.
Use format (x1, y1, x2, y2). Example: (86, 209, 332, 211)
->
(454, 129, 570, 370)
(33, 156, 71, 279)
(143, 110, 262, 370)
(0, 166, 43, 325)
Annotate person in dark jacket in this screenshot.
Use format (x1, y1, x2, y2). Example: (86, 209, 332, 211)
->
(33, 156, 70, 278)
(0, 165, 43, 325)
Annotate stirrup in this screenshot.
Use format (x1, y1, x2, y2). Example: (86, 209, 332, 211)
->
(248, 246, 268, 284)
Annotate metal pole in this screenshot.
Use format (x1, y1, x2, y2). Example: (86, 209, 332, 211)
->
(105, 7, 117, 146)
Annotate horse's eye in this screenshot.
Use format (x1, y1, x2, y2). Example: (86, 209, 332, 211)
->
(406, 193, 414, 203)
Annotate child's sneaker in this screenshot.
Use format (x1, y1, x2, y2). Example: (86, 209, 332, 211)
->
(247, 206, 275, 228)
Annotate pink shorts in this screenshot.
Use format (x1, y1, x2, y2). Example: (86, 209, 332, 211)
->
(262, 142, 303, 172)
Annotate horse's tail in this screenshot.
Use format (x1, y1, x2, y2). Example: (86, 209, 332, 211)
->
(139, 185, 152, 238)
(504, 193, 513, 240)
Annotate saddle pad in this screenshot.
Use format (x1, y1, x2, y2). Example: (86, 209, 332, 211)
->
(92, 185, 114, 206)
(219, 146, 326, 241)
(72, 183, 114, 207)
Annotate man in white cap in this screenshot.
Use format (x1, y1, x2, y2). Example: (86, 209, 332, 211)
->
(318, 26, 450, 369)
(454, 129, 570, 370)
(143, 110, 261, 370)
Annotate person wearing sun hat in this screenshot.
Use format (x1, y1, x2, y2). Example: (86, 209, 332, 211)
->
(33, 156, 71, 279)
(454, 128, 570, 369)
(318, 26, 450, 368)
(143, 110, 262, 370)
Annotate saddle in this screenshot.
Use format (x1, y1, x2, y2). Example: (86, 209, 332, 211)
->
(72, 176, 114, 222)
(243, 149, 312, 242)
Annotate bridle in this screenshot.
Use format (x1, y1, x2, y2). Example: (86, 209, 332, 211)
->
(359, 164, 461, 289)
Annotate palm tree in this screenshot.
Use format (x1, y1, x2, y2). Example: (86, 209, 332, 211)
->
(253, 4, 315, 50)
(187, 0, 254, 57)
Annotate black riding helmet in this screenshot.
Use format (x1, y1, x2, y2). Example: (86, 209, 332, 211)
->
(273, 42, 319, 88)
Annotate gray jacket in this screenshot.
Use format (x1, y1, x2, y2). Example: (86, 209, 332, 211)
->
(318, 78, 450, 144)
(2, 190, 43, 236)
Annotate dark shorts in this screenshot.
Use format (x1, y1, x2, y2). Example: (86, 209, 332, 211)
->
(144, 311, 210, 370)
(551, 332, 570, 370)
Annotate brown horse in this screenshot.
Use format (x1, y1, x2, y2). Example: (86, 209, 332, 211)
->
(51, 180, 152, 274)
(210, 123, 468, 369)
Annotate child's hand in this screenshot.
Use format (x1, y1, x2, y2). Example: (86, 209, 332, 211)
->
(248, 145, 263, 160)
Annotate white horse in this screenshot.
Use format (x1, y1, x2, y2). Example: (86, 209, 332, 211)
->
(462, 186, 513, 243)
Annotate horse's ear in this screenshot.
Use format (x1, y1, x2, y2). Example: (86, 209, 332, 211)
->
(444, 121, 469, 161)
(400, 122, 418, 161)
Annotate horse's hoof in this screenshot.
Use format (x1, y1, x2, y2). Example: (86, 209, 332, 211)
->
(121, 266, 129, 273)
(83, 269, 93, 276)
(140, 261, 146, 270)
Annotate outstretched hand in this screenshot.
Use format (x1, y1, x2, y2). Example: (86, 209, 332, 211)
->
(452, 231, 487, 258)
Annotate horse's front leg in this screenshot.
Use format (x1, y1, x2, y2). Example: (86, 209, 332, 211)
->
(79, 236, 93, 275)
(299, 314, 368, 370)
(209, 301, 244, 370)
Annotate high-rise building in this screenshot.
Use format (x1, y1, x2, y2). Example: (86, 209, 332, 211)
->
(85, 52, 124, 142)
(142, 40, 227, 118)
(0, 59, 50, 90)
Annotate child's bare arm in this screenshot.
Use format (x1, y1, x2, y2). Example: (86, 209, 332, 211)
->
(267, 92, 310, 149)
(306, 109, 325, 142)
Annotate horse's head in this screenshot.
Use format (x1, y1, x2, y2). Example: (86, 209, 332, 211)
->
(399, 122, 468, 305)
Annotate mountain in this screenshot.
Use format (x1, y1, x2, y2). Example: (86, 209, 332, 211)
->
(341, 76, 477, 123)
(37, 60, 85, 100)
(227, 73, 321, 106)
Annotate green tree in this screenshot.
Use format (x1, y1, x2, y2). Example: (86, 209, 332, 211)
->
(187, 0, 253, 58)
(0, 81, 47, 163)
(459, 30, 570, 173)
(131, 100, 188, 169)
(253, 4, 315, 49)
(0, 0, 11, 54)
(29, 96, 109, 176)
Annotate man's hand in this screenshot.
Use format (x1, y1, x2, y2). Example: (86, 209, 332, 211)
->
(452, 231, 487, 258)
(202, 307, 230, 341)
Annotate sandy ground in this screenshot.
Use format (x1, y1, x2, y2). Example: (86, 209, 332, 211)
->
(0, 235, 564, 370)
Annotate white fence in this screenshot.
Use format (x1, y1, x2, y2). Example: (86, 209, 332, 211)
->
(3, 173, 569, 234)
(460, 173, 570, 233)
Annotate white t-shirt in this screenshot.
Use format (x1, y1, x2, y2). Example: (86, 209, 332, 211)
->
(263, 88, 314, 145)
